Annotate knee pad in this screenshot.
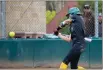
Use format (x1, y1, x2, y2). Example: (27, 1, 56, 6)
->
(59, 62, 68, 70)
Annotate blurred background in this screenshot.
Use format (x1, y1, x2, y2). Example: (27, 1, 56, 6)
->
(0, 0, 102, 69)
(0, 0, 102, 38)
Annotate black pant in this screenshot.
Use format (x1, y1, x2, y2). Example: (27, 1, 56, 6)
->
(63, 47, 82, 69)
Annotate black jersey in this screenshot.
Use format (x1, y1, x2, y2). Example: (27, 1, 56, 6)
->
(69, 14, 85, 48)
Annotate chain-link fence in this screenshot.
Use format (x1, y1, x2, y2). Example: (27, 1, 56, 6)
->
(0, 2, 2, 38)
(1, 1, 46, 38)
(0, 1, 102, 38)
(46, 1, 102, 38)
(79, 1, 102, 38)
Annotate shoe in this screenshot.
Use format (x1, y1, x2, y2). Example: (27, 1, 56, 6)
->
(59, 62, 68, 70)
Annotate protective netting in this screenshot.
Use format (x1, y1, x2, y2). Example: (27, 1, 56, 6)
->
(46, 1, 102, 37)
(0, 1, 102, 38)
(6, 1, 46, 37)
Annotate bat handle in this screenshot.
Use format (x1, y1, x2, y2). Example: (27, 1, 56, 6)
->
(84, 37, 92, 42)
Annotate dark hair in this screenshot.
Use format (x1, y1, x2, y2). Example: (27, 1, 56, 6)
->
(66, 14, 69, 18)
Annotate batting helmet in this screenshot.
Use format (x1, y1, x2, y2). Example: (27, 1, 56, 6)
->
(68, 7, 81, 15)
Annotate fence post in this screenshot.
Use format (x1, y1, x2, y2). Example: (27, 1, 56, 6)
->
(1, 1, 6, 38)
(95, 0, 98, 37)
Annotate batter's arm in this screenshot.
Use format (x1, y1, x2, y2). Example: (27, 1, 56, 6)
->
(58, 33, 72, 42)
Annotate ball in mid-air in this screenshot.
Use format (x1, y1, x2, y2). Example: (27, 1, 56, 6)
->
(9, 32, 15, 38)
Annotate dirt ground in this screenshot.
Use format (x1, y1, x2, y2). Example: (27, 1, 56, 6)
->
(0, 68, 102, 70)
(0, 68, 59, 70)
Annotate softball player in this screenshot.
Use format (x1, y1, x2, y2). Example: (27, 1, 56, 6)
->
(54, 7, 86, 69)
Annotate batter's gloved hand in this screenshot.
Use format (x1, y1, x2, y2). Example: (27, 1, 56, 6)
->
(54, 29, 59, 36)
